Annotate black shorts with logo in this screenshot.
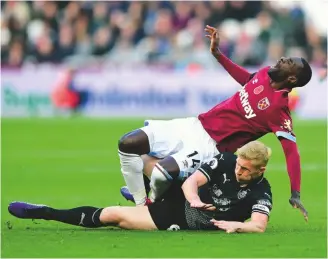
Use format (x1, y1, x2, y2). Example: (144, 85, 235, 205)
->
(148, 183, 189, 230)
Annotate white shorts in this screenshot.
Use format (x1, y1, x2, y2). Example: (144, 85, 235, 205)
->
(141, 117, 219, 180)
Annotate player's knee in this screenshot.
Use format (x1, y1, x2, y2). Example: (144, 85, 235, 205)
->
(118, 133, 134, 152)
(151, 163, 175, 185)
(157, 157, 180, 180)
(105, 207, 135, 230)
(100, 206, 123, 225)
(118, 130, 150, 154)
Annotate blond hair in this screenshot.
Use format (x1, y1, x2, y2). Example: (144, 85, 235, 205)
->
(236, 141, 272, 168)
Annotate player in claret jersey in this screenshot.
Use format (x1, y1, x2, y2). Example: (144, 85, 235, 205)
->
(117, 25, 312, 221)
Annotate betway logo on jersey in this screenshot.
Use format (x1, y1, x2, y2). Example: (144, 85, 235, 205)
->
(239, 85, 256, 119)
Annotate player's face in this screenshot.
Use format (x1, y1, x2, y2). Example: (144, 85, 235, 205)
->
(235, 157, 263, 183)
(277, 57, 303, 74)
(268, 57, 303, 85)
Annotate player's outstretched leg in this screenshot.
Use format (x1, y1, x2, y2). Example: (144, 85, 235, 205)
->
(118, 129, 150, 206)
(8, 201, 157, 230)
(8, 201, 104, 228)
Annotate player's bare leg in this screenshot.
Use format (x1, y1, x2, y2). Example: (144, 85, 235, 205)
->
(118, 130, 150, 206)
(100, 206, 157, 230)
(8, 201, 158, 230)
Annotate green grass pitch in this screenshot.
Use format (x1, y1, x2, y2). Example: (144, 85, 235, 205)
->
(1, 118, 327, 258)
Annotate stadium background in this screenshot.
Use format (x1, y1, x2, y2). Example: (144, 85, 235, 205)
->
(1, 1, 327, 258)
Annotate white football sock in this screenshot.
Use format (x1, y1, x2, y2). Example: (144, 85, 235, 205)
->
(149, 163, 172, 202)
(118, 151, 146, 206)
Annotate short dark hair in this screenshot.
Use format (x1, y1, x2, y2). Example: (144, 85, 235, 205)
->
(296, 58, 312, 87)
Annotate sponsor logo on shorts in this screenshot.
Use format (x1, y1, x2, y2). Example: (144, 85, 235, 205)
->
(167, 224, 180, 231)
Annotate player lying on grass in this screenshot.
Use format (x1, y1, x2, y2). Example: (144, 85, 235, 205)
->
(9, 141, 272, 233)
(117, 25, 311, 221)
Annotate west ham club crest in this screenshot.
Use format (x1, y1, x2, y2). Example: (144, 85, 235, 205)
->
(257, 97, 270, 110)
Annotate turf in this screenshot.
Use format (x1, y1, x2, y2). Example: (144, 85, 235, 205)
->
(1, 118, 327, 258)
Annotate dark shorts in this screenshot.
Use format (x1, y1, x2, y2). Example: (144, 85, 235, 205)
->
(148, 183, 189, 230)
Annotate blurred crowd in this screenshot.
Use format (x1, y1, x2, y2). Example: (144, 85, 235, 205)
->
(1, 1, 327, 69)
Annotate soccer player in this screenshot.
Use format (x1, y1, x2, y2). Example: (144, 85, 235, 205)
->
(9, 141, 273, 233)
(117, 25, 311, 221)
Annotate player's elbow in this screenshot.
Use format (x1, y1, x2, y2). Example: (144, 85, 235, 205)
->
(181, 177, 197, 194)
(245, 218, 268, 233)
(257, 226, 266, 233)
(254, 221, 267, 233)
(181, 180, 191, 193)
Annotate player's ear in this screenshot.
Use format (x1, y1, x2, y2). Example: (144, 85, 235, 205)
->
(259, 166, 266, 175)
(288, 75, 297, 85)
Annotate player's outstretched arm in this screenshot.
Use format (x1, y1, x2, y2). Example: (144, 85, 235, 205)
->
(211, 212, 269, 233)
(182, 171, 216, 211)
(280, 138, 308, 222)
(205, 25, 253, 86)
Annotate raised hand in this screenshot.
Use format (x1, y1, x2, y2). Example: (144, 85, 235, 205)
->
(204, 25, 220, 55)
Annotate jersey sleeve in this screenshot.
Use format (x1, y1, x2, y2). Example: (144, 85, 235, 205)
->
(268, 107, 296, 143)
(249, 185, 273, 217)
(216, 53, 253, 86)
(198, 152, 236, 183)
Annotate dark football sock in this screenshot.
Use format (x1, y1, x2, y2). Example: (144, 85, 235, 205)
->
(41, 206, 104, 228)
